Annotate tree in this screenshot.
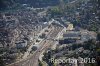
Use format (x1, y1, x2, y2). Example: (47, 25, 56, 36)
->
(38, 60, 43, 66)
(97, 32, 100, 41)
(0, 57, 5, 66)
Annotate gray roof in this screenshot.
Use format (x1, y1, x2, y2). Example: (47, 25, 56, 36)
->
(63, 32, 81, 38)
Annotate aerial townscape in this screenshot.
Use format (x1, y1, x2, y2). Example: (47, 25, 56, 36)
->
(0, 0, 100, 66)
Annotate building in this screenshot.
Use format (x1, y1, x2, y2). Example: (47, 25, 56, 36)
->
(59, 30, 96, 44)
(66, 23, 74, 31)
(63, 31, 81, 40)
(81, 31, 97, 42)
(16, 40, 27, 48)
(59, 31, 81, 44)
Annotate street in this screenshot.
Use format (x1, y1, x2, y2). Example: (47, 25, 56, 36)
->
(8, 23, 64, 66)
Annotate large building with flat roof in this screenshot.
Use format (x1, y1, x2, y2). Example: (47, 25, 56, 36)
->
(59, 30, 96, 44)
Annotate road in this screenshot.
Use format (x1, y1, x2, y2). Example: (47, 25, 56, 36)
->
(22, 25, 50, 59)
(8, 24, 63, 66)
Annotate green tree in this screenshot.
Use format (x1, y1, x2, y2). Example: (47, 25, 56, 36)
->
(0, 57, 5, 66)
(38, 60, 43, 66)
(97, 32, 100, 41)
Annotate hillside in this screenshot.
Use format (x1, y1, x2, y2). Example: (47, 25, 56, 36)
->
(0, 0, 60, 10)
(49, 0, 100, 32)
